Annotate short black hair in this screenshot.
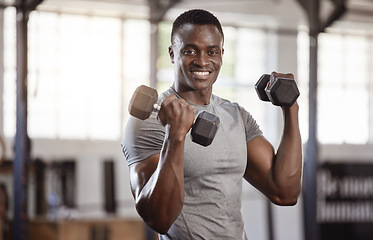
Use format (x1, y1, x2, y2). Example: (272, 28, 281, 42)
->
(171, 9, 224, 45)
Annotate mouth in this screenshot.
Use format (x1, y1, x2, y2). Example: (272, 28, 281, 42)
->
(191, 70, 212, 79)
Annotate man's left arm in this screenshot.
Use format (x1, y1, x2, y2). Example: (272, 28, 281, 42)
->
(244, 75, 302, 206)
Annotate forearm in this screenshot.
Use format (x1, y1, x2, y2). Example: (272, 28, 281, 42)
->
(132, 95, 194, 232)
(271, 103, 303, 203)
(136, 134, 185, 233)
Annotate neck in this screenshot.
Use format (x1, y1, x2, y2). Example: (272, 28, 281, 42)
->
(172, 83, 212, 105)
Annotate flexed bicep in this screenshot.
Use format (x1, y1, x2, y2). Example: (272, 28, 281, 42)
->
(129, 154, 160, 200)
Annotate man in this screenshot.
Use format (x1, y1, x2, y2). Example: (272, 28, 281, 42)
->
(122, 9, 302, 239)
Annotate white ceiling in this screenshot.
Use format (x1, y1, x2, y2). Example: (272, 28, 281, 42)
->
(18, 0, 373, 32)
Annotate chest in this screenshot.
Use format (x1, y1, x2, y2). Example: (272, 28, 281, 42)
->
(183, 106, 247, 179)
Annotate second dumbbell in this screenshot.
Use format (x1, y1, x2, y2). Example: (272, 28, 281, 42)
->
(255, 74, 300, 107)
(128, 85, 220, 147)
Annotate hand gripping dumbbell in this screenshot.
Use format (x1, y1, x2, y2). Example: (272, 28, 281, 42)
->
(255, 74, 300, 107)
(128, 85, 220, 147)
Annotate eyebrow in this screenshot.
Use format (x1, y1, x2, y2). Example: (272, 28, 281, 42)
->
(183, 43, 222, 49)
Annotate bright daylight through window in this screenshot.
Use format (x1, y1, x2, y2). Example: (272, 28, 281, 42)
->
(3, 8, 373, 144)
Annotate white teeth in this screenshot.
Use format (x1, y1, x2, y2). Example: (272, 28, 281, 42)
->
(194, 71, 209, 76)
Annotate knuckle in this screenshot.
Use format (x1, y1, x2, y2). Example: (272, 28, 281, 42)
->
(187, 105, 195, 115)
(285, 73, 295, 79)
(271, 72, 295, 80)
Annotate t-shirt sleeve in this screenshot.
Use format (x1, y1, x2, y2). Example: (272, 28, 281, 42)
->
(237, 104, 263, 143)
(121, 112, 165, 166)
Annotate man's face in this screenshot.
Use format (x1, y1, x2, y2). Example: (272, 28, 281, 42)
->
(169, 24, 224, 92)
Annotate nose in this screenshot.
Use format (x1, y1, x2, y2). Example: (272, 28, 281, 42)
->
(194, 52, 209, 67)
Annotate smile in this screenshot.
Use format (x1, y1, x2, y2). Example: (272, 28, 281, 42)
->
(192, 71, 210, 76)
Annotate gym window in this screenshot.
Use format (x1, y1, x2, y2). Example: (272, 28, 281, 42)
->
(4, 8, 372, 145)
(298, 30, 373, 144)
(3, 9, 150, 140)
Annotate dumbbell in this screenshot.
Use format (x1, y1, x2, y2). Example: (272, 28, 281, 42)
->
(128, 85, 220, 147)
(255, 74, 300, 107)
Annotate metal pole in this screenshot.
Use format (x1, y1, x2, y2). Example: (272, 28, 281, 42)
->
(296, 1, 321, 239)
(303, 32, 319, 240)
(149, 22, 158, 89)
(148, 0, 181, 89)
(266, 201, 274, 240)
(298, 0, 346, 238)
(149, 0, 162, 89)
(14, 1, 30, 239)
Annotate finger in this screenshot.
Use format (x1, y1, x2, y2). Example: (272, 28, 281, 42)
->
(271, 71, 295, 80)
(269, 72, 277, 85)
(158, 94, 183, 125)
(161, 94, 179, 107)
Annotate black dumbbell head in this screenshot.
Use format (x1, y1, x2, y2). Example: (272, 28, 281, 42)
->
(191, 111, 220, 147)
(255, 74, 271, 102)
(129, 85, 158, 120)
(266, 77, 300, 107)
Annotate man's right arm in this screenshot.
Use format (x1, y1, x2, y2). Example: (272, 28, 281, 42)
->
(128, 95, 194, 234)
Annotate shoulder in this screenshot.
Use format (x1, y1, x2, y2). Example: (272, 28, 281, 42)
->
(121, 89, 174, 166)
(211, 94, 263, 142)
(211, 94, 249, 116)
(158, 88, 175, 104)
(121, 88, 175, 165)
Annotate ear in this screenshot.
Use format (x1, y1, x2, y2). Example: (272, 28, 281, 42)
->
(168, 46, 175, 64)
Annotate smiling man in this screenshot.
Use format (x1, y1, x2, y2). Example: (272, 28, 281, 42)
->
(121, 9, 302, 240)
(169, 19, 223, 105)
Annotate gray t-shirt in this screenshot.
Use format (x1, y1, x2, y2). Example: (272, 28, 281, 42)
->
(122, 88, 263, 240)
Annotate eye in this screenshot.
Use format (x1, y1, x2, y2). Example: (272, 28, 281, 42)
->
(208, 49, 221, 56)
(183, 49, 197, 55)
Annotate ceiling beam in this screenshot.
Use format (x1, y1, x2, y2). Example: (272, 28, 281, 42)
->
(0, 0, 43, 10)
(297, 0, 347, 34)
(149, 0, 181, 23)
(26, 0, 44, 11)
(320, 0, 346, 32)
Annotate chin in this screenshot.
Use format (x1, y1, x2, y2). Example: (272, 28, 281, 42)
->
(193, 82, 214, 92)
